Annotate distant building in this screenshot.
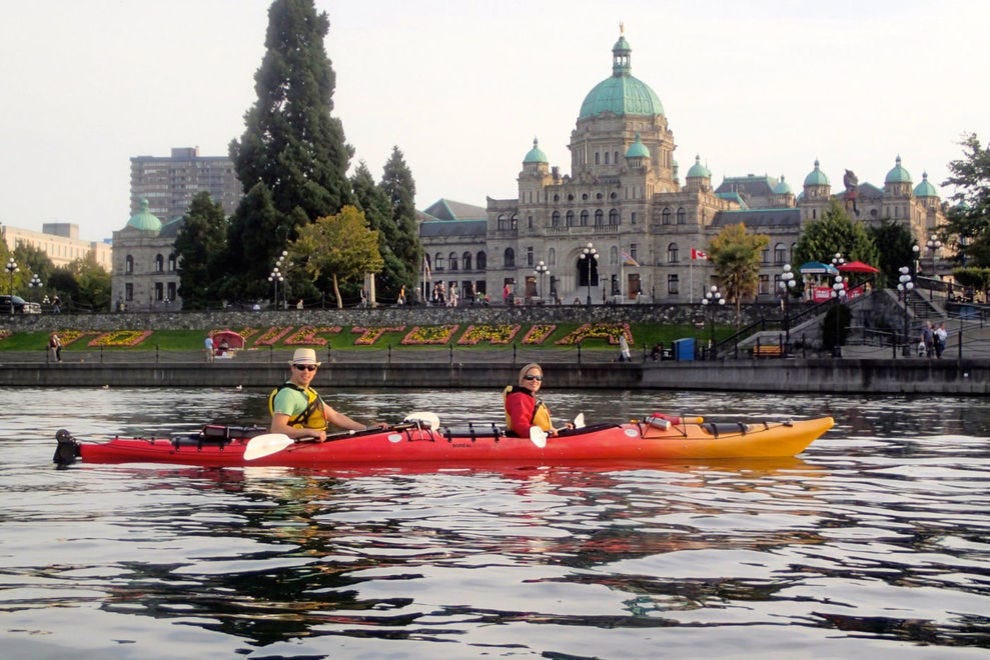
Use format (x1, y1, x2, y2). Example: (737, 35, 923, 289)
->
(419, 29, 946, 304)
(0, 222, 112, 271)
(130, 147, 240, 223)
(110, 200, 182, 312)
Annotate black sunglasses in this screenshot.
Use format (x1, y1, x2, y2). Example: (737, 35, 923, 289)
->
(523, 375, 543, 381)
(293, 364, 318, 371)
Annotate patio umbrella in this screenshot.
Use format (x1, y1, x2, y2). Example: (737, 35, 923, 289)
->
(838, 261, 879, 274)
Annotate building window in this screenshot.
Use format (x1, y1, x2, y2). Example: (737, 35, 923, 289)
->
(566, 211, 575, 227)
(580, 210, 589, 226)
(594, 209, 604, 227)
(759, 274, 770, 295)
(610, 246, 618, 266)
(125, 283, 133, 301)
(448, 252, 458, 271)
(434, 252, 444, 270)
(503, 248, 515, 268)
(155, 282, 164, 301)
(551, 211, 561, 227)
(667, 274, 679, 295)
(609, 209, 619, 225)
(604, 152, 609, 165)
(511, 215, 518, 229)
(168, 254, 177, 271)
(497, 214, 508, 230)
(125, 255, 134, 274)
(595, 152, 600, 165)
(155, 255, 164, 273)
(676, 208, 686, 224)
(548, 247, 556, 266)
(630, 243, 638, 261)
(476, 251, 486, 270)
(761, 248, 770, 265)
(667, 243, 679, 263)
(526, 247, 534, 267)
(662, 208, 671, 225)
(462, 251, 472, 270)
(167, 282, 177, 301)
(774, 243, 786, 264)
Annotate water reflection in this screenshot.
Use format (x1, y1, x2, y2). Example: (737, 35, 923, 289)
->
(1, 388, 989, 655)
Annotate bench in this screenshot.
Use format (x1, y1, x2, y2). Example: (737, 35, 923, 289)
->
(752, 344, 784, 358)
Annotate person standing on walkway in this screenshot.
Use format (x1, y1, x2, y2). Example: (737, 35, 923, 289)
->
(934, 322, 948, 359)
(618, 334, 631, 362)
(204, 335, 214, 363)
(49, 332, 62, 362)
(921, 322, 935, 358)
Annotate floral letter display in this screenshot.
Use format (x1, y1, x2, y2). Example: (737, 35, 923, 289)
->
(401, 325, 460, 345)
(554, 323, 632, 346)
(285, 326, 342, 346)
(352, 326, 406, 346)
(457, 324, 520, 345)
(88, 330, 154, 347)
(521, 324, 557, 345)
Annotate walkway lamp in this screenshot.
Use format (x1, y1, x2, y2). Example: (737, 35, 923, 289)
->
(5, 257, 18, 315)
(268, 250, 287, 310)
(897, 266, 914, 355)
(701, 284, 725, 359)
(778, 263, 795, 347)
(29, 274, 43, 301)
(580, 243, 598, 306)
(926, 234, 942, 300)
(534, 260, 549, 302)
(831, 274, 847, 357)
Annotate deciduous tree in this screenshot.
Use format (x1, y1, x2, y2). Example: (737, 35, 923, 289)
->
(707, 223, 769, 324)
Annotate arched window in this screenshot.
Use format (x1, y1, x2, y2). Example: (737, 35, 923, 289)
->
(595, 152, 600, 165)
(497, 214, 508, 230)
(168, 253, 177, 271)
(580, 210, 589, 226)
(125, 255, 134, 274)
(566, 211, 575, 227)
(662, 208, 671, 225)
(667, 243, 679, 263)
(155, 254, 164, 273)
(503, 248, 515, 268)
(448, 251, 458, 271)
(551, 211, 560, 227)
(548, 247, 556, 267)
(676, 208, 686, 224)
(510, 214, 518, 230)
(476, 251, 487, 270)
(614, 151, 619, 164)
(609, 209, 619, 225)
(594, 209, 604, 227)
(774, 243, 787, 265)
(604, 152, 609, 164)
(462, 251, 472, 270)
(434, 252, 445, 270)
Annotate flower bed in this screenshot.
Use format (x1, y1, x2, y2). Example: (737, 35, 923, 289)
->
(554, 323, 632, 345)
(401, 325, 460, 345)
(457, 324, 520, 345)
(253, 326, 293, 346)
(285, 326, 342, 346)
(352, 326, 406, 346)
(53, 330, 92, 346)
(520, 324, 557, 345)
(88, 330, 153, 348)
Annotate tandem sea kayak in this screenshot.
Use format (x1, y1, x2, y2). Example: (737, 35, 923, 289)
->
(53, 413, 834, 469)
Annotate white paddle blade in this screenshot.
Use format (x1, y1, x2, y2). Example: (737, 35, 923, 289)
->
(403, 411, 440, 431)
(573, 413, 585, 429)
(529, 426, 548, 448)
(243, 433, 294, 461)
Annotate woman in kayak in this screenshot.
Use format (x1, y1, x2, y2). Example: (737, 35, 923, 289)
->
(269, 348, 374, 441)
(503, 363, 571, 438)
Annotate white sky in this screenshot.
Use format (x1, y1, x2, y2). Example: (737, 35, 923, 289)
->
(1, 0, 987, 241)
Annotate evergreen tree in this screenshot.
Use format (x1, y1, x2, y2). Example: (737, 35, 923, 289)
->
(943, 133, 990, 267)
(793, 199, 879, 272)
(379, 147, 422, 295)
(867, 219, 915, 287)
(707, 223, 769, 325)
(220, 182, 280, 303)
(351, 161, 402, 304)
(224, 0, 354, 298)
(174, 191, 228, 309)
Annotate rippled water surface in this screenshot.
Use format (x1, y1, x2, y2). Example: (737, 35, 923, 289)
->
(1, 387, 988, 658)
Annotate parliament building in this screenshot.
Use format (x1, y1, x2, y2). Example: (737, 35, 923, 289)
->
(418, 30, 946, 305)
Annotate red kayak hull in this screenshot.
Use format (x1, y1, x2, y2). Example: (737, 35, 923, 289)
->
(72, 417, 834, 467)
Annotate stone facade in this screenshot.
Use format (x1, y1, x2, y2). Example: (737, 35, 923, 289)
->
(419, 30, 947, 306)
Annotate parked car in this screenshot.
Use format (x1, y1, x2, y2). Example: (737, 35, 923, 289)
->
(0, 295, 42, 314)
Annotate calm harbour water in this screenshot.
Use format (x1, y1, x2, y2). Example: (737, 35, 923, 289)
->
(1, 387, 988, 659)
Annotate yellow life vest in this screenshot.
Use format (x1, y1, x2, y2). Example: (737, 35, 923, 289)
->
(268, 383, 327, 430)
(502, 385, 552, 433)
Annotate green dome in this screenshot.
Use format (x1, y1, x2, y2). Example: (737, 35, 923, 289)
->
(127, 199, 162, 231)
(625, 133, 650, 159)
(523, 137, 548, 164)
(914, 171, 938, 197)
(885, 155, 912, 184)
(773, 175, 793, 195)
(578, 32, 664, 120)
(686, 155, 710, 178)
(803, 159, 829, 186)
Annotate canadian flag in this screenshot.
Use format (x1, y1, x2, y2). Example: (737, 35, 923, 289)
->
(691, 248, 708, 260)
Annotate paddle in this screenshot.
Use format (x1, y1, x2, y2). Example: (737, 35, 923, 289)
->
(573, 413, 585, 429)
(529, 426, 547, 448)
(243, 433, 308, 461)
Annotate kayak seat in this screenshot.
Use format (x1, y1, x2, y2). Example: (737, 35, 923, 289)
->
(558, 422, 620, 436)
(442, 422, 503, 442)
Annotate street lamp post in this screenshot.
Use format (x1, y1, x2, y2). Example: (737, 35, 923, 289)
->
(926, 234, 942, 300)
(268, 250, 287, 310)
(897, 266, 914, 356)
(831, 274, 847, 357)
(29, 274, 43, 303)
(701, 284, 725, 360)
(5, 257, 18, 315)
(778, 263, 795, 349)
(580, 242, 598, 306)
(534, 260, 549, 303)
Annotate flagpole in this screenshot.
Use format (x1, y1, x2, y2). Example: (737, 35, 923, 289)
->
(689, 258, 694, 304)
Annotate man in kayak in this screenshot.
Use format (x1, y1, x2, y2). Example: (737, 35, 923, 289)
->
(503, 363, 572, 438)
(269, 348, 374, 441)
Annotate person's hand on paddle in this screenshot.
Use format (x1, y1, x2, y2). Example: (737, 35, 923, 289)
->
(364, 421, 389, 431)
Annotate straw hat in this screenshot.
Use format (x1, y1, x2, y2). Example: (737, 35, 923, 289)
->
(290, 348, 321, 366)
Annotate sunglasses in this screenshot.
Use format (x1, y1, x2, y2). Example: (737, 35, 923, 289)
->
(293, 364, 318, 372)
(523, 375, 543, 381)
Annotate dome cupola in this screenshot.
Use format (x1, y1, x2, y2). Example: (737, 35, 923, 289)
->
(578, 27, 664, 120)
(523, 138, 548, 164)
(127, 199, 162, 232)
(803, 159, 830, 186)
(885, 155, 912, 184)
(913, 171, 938, 197)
